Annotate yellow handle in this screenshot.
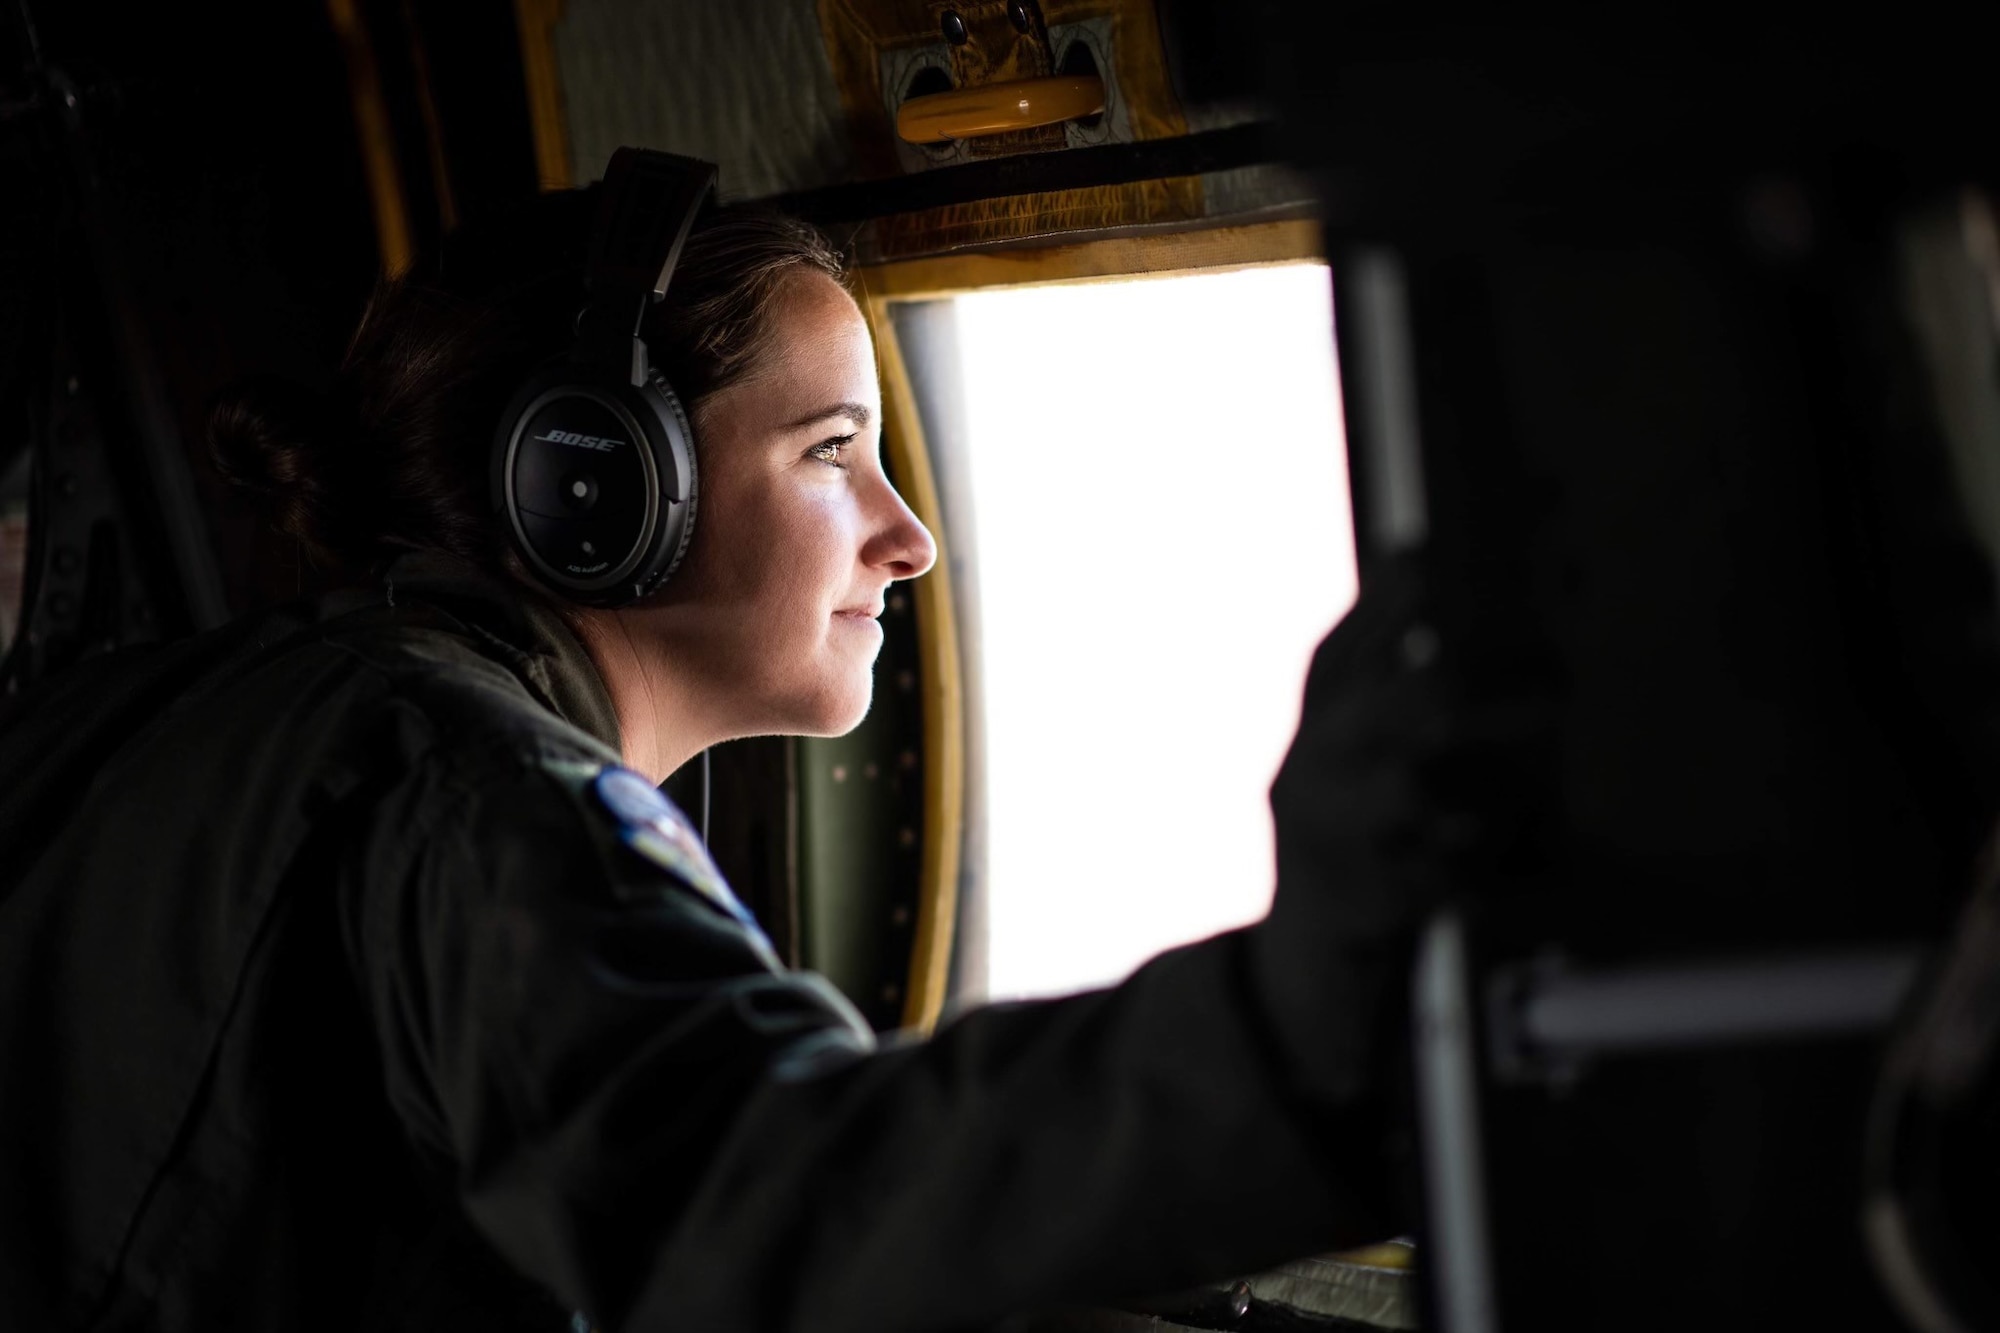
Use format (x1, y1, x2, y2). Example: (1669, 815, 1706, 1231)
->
(896, 75, 1105, 144)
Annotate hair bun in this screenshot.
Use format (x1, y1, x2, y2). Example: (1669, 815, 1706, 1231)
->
(206, 374, 347, 565)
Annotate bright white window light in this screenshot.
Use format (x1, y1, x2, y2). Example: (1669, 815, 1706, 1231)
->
(954, 263, 1357, 1001)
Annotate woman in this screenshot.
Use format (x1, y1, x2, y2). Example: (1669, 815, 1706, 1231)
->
(0, 158, 1515, 1332)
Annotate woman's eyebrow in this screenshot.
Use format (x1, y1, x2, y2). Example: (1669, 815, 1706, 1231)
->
(782, 401, 872, 431)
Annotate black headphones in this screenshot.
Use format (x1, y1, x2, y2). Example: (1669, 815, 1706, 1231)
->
(492, 148, 719, 607)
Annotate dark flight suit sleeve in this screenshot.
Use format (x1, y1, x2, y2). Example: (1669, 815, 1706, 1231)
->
(339, 741, 1403, 1333)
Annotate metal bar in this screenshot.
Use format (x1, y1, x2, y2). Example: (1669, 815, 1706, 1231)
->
(1414, 910, 1501, 1333)
(1340, 248, 1428, 555)
(758, 123, 1280, 227)
(1511, 948, 1924, 1058)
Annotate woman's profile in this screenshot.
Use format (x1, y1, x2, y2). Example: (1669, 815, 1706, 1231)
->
(0, 149, 1519, 1332)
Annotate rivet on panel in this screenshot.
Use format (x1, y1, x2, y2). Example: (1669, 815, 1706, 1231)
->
(831, 764, 849, 783)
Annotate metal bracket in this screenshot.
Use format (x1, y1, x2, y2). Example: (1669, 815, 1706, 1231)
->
(1487, 945, 1926, 1086)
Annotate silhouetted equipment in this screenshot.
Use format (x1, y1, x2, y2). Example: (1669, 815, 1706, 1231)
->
(1, 0, 382, 690)
(0, 6, 229, 691)
(1203, 10, 2000, 1330)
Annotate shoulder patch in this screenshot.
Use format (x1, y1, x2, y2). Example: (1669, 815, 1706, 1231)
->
(590, 766, 757, 929)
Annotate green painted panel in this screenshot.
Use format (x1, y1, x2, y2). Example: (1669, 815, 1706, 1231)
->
(796, 491, 929, 1030)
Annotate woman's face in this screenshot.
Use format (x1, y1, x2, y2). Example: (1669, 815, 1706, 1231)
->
(649, 268, 936, 738)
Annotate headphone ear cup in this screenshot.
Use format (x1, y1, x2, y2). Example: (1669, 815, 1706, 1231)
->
(492, 362, 695, 607)
(633, 367, 700, 599)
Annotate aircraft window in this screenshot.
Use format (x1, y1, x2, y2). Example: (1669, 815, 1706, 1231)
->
(934, 264, 1356, 1000)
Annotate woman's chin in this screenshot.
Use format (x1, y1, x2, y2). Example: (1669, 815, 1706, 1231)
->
(822, 689, 875, 737)
(781, 678, 875, 738)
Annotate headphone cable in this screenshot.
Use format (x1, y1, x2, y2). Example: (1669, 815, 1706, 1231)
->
(699, 747, 711, 845)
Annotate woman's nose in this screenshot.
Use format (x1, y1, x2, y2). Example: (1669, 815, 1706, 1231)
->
(867, 479, 938, 580)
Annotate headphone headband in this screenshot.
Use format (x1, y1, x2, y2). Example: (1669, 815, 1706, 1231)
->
(588, 148, 718, 304)
(575, 149, 719, 387)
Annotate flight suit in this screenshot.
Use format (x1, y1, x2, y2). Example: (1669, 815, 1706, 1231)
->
(0, 549, 1445, 1332)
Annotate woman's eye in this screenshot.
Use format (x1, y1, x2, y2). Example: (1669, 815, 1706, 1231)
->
(807, 434, 855, 467)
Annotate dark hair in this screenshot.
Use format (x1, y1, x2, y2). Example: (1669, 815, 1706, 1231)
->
(208, 193, 846, 578)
